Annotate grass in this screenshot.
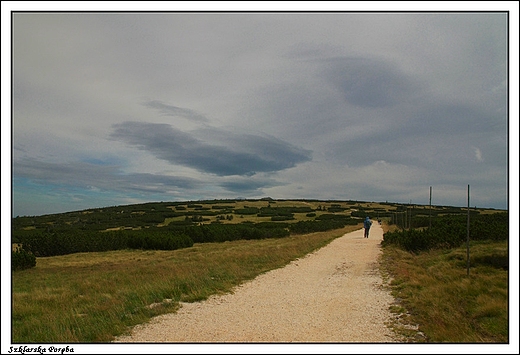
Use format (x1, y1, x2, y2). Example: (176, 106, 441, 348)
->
(379, 225, 509, 343)
(11, 225, 360, 343)
(11, 218, 509, 344)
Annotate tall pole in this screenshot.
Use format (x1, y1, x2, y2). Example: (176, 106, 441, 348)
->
(429, 186, 432, 229)
(466, 185, 470, 276)
(409, 200, 412, 230)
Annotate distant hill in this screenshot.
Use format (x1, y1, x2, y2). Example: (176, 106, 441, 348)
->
(12, 198, 502, 234)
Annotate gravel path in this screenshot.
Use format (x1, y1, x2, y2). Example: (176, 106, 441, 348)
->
(114, 221, 398, 343)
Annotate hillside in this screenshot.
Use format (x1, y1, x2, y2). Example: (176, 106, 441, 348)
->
(12, 198, 502, 235)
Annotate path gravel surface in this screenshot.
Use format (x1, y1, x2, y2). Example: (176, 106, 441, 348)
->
(114, 221, 398, 343)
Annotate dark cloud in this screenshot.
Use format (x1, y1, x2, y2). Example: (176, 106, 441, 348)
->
(13, 156, 294, 202)
(325, 98, 505, 171)
(110, 121, 312, 176)
(13, 158, 199, 192)
(406, 102, 502, 136)
(220, 178, 282, 194)
(323, 57, 421, 108)
(142, 100, 209, 122)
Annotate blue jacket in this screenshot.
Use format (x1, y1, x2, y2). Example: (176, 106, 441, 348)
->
(364, 217, 372, 229)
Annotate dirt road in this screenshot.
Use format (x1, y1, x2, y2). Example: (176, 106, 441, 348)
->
(114, 221, 398, 343)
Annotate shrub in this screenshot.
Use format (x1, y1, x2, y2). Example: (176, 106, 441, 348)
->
(12, 248, 36, 271)
(127, 231, 194, 250)
(234, 207, 259, 215)
(382, 212, 508, 252)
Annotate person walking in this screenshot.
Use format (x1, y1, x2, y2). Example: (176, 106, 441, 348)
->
(363, 216, 372, 238)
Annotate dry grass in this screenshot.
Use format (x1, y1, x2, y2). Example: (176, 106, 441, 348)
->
(381, 241, 508, 343)
(12, 225, 361, 343)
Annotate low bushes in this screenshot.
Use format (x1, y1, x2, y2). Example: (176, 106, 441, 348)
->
(180, 224, 290, 243)
(12, 248, 36, 271)
(14, 229, 193, 257)
(382, 213, 508, 252)
(126, 231, 193, 250)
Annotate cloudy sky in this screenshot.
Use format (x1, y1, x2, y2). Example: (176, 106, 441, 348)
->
(3, 4, 517, 217)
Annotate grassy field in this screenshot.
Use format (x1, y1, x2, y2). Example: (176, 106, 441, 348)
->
(10, 199, 509, 344)
(379, 224, 509, 343)
(11, 225, 361, 343)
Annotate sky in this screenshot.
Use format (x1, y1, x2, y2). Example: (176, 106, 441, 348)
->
(3, 3, 518, 219)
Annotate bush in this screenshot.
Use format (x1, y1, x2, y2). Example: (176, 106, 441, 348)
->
(181, 223, 289, 243)
(12, 248, 36, 271)
(127, 231, 194, 250)
(382, 212, 508, 252)
(234, 207, 259, 215)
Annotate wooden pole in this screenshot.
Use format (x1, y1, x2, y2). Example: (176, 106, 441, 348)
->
(466, 184, 470, 276)
(409, 200, 412, 230)
(429, 186, 432, 229)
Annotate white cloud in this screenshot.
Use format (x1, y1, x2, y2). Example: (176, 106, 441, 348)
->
(473, 147, 484, 162)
